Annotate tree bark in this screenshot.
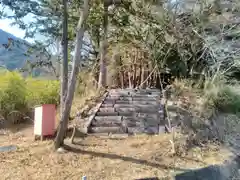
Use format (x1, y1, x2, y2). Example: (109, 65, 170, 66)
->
(54, 0, 90, 149)
(56, 38, 61, 78)
(60, 0, 68, 115)
(128, 71, 132, 88)
(133, 49, 137, 88)
(120, 63, 124, 88)
(98, 3, 108, 88)
(98, 0, 122, 89)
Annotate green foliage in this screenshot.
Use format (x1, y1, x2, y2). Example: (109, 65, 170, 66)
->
(25, 78, 60, 106)
(215, 86, 240, 114)
(204, 82, 240, 115)
(0, 72, 60, 118)
(172, 71, 240, 116)
(2, 0, 240, 89)
(0, 72, 27, 116)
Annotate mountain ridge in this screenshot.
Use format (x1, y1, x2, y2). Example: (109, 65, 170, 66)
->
(0, 28, 33, 70)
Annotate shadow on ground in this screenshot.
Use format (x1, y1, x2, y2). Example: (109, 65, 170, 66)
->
(63, 144, 188, 171)
(64, 144, 240, 180)
(174, 156, 240, 180)
(136, 159, 240, 180)
(173, 161, 240, 180)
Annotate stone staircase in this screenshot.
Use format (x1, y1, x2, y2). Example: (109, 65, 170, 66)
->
(85, 88, 165, 136)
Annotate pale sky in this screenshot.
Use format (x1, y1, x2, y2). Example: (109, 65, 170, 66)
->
(0, 7, 36, 42)
(0, 19, 26, 38)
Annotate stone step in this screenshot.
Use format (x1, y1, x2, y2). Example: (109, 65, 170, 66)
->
(89, 126, 126, 134)
(131, 101, 159, 105)
(101, 104, 114, 108)
(118, 112, 135, 116)
(122, 116, 161, 127)
(98, 107, 159, 114)
(92, 116, 161, 128)
(132, 95, 160, 98)
(127, 127, 145, 134)
(96, 111, 135, 116)
(92, 116, 123, 127)
(114, 104, 159, 109)
(122, 117, 144, 127)
(105, 97, 158, 101)
(103, 100, 159, 105)
(132, 97, 157, 101)
(108, 94, 160, 98)
(91, 120, 122, 127)
(105, 97, 133, 101)
(96, 112, 119, 116)
(106, 96, 160, 100)
(98, 107, 136, 113)
(115, 107, 135, 113)
(109, 89, 160, 95)
(94, 116, 122, 121)
(99, 107, 115, 112)
(88, 126, 165, 135)
(96, 112, 161, 117)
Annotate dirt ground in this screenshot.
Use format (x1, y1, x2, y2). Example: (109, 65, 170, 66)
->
(0, 124, 233, 180)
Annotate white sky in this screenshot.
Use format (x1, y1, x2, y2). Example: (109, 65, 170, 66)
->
(0, 19, 26, 39)
(0, 7, 35, 42)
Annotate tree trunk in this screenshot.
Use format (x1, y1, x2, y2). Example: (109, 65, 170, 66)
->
(98, 0, 122, 89)
(140, 65, 145, 88)
(54, 0, 90, 149)
(128, 71, 132, 88)
(139, 61, 142, 87)
(120, 63, 124, 89)
(56, 38, 61, 78)
(60, 0, 68, 115)
(98, 3, 108, 88)
(146, 64, 150, 87)
(133, 49, 137, 88)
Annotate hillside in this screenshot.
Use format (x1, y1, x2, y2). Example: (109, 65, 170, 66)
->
(0, 29, 33, 70)
(0, 29, 59, 77)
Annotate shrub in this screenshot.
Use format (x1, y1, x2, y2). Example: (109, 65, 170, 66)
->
(172, 74, 240, 116)
(25, 78, 60, 107)
(0, 72, 60, 121)
(205, 84, 240, 115)
(0, 72, 27, 117)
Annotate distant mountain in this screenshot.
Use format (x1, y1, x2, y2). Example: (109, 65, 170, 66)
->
(0, 29, 33, 70)
(0, 29, 59, 78)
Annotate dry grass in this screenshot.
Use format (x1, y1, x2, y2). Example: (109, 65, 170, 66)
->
(55, 77, 104, 126)
(70, 89, 103, 118)
(0, 125, 233, 180)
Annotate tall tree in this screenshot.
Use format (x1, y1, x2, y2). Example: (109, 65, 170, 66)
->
(60, 0, 68, 115)
(54, 0, 91, 149)
(97, 0, 123, 88)
(98, 1, 108, 88)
